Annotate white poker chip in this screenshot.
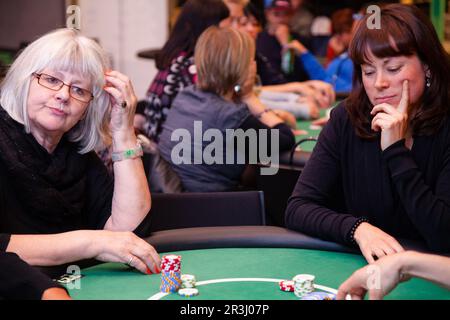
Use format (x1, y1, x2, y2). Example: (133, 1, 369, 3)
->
(178, 288, 199, 297)
(181, 274, 196, 281)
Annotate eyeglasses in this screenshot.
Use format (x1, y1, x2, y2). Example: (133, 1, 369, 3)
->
(33, 73, 94, 103)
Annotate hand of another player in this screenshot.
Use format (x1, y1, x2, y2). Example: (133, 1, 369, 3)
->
(370, 80, 409, 151)
(93, 230, 161, 274)
(41, 287, 72, 300)
(353, 222, 405, 264)
(337, 252, 411, 300)
(303, 80, 336, 108)
(272, 109, 297, 129)
(297, 95, 320, 119)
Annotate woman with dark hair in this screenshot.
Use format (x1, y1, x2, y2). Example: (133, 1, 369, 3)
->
(286, 4, 450, 261)
(137, 0, 230, 141)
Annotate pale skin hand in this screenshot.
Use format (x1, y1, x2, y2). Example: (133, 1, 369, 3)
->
(7, 230, 161, 275)
(353, 222, 405, 264)
(337, 251, 450, 300)
(102, 70, 151, 232)
(41, 288, 72, 300)
(336, 252, 407, 300)
(371, 80, 410, 151)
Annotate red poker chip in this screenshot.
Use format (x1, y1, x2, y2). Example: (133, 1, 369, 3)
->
(279, 280, 295, 292)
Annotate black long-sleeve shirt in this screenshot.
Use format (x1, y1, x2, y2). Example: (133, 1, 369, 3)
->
(0, 252, 64, 300)
(285, 102, 450, 252)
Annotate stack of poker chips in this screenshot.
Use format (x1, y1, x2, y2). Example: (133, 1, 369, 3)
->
(160, 255, 182, 293)
(181, 274, 196, 289)
(293, 274, 315, 298)
(279, 280, 295, 292)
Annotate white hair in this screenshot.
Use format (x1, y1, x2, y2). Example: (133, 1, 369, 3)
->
(0, 28, 112, 153)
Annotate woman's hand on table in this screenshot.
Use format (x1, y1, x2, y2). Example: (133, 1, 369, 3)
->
(353, 222, 405, 264)
(92, 230, 161, 275)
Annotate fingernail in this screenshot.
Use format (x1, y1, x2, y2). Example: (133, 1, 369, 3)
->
(146, 267, 152, 275)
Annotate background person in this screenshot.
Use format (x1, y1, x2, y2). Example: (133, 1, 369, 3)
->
(158, 27, 295, 192)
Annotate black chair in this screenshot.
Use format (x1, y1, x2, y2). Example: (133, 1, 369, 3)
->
(134, 191, 266, 235)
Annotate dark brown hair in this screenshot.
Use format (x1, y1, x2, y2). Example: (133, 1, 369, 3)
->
(331, 8, 354, 35)
(156, 0, 229, 70)
(347, 4, 450, 139)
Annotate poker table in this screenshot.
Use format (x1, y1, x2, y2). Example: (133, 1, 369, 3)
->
(65, 226, 450, 300)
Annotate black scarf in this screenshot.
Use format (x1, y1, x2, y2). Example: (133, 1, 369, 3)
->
(0, 108, 88, 231)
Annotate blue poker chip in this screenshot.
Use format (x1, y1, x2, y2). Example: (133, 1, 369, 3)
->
(301, 292, 336, 300)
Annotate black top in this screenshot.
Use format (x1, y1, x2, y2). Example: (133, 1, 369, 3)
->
(285, 102, 450, 252)
(256, 30, 311, 83)
(255, 52, 287, 86)
(0, 108, 114, 251)
(0, 252, 65, 300)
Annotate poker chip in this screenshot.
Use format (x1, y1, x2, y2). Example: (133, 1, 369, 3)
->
(181, 274, 196, 288)
(301, 292, 336, 300)
(160, 255, 182, 293)
(279, 280, 295, 292)
(178, 288, 199, 297)
(293, 274, 315, 298)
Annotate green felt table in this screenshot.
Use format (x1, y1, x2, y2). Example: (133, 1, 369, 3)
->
(67, 247, 450, 300)
(295, 109, 327, 153)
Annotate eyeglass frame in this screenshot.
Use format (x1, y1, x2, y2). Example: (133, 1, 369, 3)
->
(32, 72, 94, 103)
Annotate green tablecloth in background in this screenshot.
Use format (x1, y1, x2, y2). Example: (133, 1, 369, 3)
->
(67, 248, 450, 300)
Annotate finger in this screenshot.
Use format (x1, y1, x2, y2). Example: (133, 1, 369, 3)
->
(370, 103, 397, 116)
(361, 248, 375, 264)
(105, 75, 128, 94)
(368, 289, 384, 300)
(371, 118, 389, 132)
(336, 286, 349, 300)
(105, 70, 130, 84)
(133, 240, 161, 274)
(398, 80, 409, 113)
(372, 247, 387, 260)
(103, 87, 126, 108)
(386, 237, 405, 254)
(381, 244, 396, 256)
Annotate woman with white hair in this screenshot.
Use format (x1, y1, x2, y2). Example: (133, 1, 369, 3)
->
(0, 28, 160, 276)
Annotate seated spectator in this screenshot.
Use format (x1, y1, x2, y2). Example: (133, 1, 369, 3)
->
(256, 0, 312, 83)
(284, 8, 357, 93)
(136, 0, 230, 141)
(289, 0, 314, 38)
(158, 27, 295, 192)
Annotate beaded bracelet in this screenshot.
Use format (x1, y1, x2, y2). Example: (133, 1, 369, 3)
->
(348, 217, 369, 246)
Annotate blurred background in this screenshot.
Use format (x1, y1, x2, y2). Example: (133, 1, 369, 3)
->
(0, 0, 449, 99)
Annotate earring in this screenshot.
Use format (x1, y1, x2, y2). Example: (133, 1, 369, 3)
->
(233, 85, 241, 94)
(426, 76, 431, 88)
